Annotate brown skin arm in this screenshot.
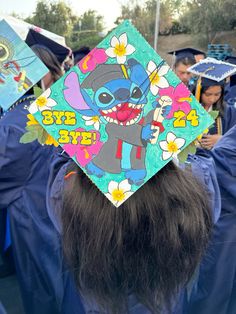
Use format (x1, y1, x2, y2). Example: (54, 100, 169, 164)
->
(199, 134, 222, 150)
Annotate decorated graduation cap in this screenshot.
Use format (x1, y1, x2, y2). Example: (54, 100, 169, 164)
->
(187, 57, 236, 100)
(168, 48, 205, 62)
(0, 19, 48, 111)
(26, 20, 214, 207)
(25, 29, 70, 64)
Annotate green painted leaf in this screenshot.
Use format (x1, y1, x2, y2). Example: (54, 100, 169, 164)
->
(20, 131, 38, 144)
(209, 110, 219, 120)
(33, 86, 43, 98)
(37, 128, 48, 145)
(178, 142, 197, 163)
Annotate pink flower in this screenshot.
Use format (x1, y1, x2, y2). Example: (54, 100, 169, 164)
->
(159, 83, 192, 119)
(78, 48, 108, 74)
(63, 128, 103, 167)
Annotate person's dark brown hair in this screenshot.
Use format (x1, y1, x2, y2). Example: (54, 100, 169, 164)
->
(31, 44, 63, 83)
(174, 56, 195, 69)
(62, 161, 212, 314)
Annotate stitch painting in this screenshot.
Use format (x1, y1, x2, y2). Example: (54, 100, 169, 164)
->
(0, 19, 48, 110)
(29, 20, 214, 206)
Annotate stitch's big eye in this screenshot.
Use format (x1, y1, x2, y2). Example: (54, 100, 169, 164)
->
(98, 92, 113, 104)
(0, 43, 9, 61)
(131, 87, 142, 99)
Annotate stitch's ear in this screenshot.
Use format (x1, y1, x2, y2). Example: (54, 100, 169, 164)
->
(63, 71, 90, 111)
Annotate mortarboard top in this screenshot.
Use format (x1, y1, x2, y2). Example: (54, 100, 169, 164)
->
(73, 46, 90, 63)
(27, 20, 214, 207)
(168, 48, 205, 62)
(225, 55, 236, 65)
(188, 57, 236, 87)
(0, 19, 48, 111)
(25, 29, 70, 64)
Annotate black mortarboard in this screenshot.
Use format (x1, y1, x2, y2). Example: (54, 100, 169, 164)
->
(25, 29, 70, 64)
(73, 46, 90, 64)
(168, 48, 205, 61)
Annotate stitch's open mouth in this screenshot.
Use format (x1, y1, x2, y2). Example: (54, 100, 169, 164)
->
(100, 102, 144, 126)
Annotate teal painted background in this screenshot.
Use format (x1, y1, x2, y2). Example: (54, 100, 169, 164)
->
(33, 20, 214, 202)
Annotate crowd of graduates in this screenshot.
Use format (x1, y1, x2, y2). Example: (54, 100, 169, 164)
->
(0, 22, 236, 314)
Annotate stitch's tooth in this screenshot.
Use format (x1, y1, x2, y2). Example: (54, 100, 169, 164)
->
(110, 118, 114, 123)
(102, 110, 108, 114)
(112, 107, 117, 112)
(129, 119, 135, 125)
(113, 119, 118, 124)
(117, 104, 122, 107)
(107, 117, 112, 122)
(137, 104, 141, 109)
(107, 109, 113, 113)
(126, 122, 131, 126)
(120, 122, 124, 126)
(128, 103, 132, 108)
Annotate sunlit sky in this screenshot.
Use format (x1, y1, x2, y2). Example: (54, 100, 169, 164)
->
(1, 0, 128, 30)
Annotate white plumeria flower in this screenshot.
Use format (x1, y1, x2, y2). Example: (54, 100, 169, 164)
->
(105, 33, 135, 64)
(82, 115, 101, 130)
(147, 61, 169, 95)
(105, 179, 133, 207)
(159, 132, 186, 161)
(29, 88, 57, 114)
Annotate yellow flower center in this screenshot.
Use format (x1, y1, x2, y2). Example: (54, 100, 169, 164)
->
(112, 189, 125, 202)
(114, 43, 126, 57)
(167, 141, 178, 153)
(36, 96, 47, 107)
(149, 70, 160, 85)
(92, 116, 99, 122)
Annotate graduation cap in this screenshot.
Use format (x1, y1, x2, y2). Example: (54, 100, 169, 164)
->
(25, 29, 70, 64)
(187, 57, 236, 100)
(73, 46, 90, 64)
(168, 48, 205, 62)
(27, 20, 214, 207)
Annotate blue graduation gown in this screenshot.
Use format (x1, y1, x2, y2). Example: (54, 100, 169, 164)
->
(186, 125, 236, 314)
(209, 105, 236, 135)
(0, 98, 85, 314)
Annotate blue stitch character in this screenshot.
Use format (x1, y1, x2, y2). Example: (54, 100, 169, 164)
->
(63, 58, 157, 185)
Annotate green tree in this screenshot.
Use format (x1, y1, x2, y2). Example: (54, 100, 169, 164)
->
(115, 0, 175, 44)
(179, 0, 236, 44)
(25, 0, 77, 38)
(69, 10, 105, 49)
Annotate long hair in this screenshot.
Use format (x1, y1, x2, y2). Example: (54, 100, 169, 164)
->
(62, 161, 212, 314)
(200, 85, 225, 117)
(31, 44, 63, 83)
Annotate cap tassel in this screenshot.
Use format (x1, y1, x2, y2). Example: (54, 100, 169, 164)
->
(195, 77, 202, 102)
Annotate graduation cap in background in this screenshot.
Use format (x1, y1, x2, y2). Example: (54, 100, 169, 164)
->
(73, 46, 90, 64)
(25, 29, 70, 64)
(187, 57, 236, 100)
(26, 20, 214, 207)
(168, 48, 206, 63)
